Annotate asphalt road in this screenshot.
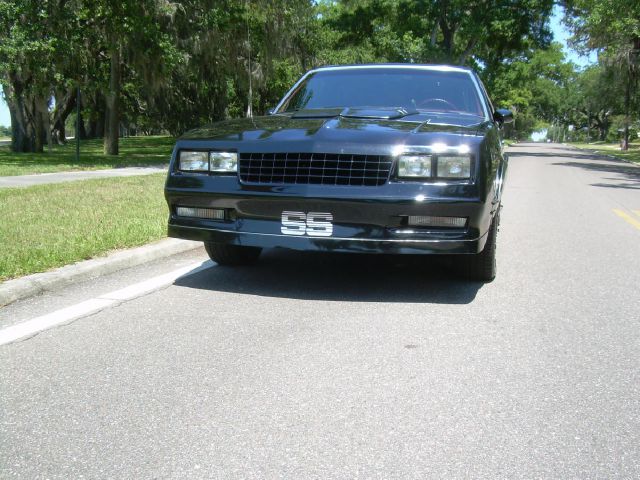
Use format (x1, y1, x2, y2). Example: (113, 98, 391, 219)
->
(1, 143, 639, 479)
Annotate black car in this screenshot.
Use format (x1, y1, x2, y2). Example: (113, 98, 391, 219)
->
(164, 64, 512, 281)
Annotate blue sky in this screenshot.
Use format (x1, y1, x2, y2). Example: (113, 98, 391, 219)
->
(0, 6, 596, 128)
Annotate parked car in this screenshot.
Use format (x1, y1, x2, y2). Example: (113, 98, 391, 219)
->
(164, 64, 512, 281)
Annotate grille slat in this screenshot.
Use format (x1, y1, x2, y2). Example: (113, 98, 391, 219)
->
(239, 153, 392, 186)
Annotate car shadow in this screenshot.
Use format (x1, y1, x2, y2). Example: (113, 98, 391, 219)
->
(174, 249, 483, 304)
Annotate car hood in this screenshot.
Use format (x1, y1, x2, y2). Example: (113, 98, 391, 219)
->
(179, 112, 492, 155)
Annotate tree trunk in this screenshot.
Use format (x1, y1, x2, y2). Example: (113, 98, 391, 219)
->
(88, 112, 105, 139)
(104, 44, 121, 155)
(3, 83, 29, 152)
(622, 70, 631, 151)
(51, 90, 77, 145)
(599, 126, 607, 141)
(78, 108, 87, 139)
(31, 97, 46, 153)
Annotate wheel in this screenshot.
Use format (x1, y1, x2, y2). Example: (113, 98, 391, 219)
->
(204, 242, 262, 266)
(461, 210, 499, 282)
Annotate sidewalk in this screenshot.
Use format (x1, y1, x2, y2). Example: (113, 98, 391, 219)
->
(0, 166, 167, 188)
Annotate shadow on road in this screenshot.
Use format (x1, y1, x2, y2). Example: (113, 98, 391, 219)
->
(508, 150, 606, 161)
(174, 249, 483, 304)
(551, 160, 640, 190)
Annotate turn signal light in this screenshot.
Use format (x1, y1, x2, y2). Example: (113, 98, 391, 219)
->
(175, 207, 225, 220)
(407, 215, 467, 228)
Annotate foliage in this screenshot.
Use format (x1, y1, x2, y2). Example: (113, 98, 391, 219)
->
(564, 0, 640, 148)
(5, 0, 635, 150)
(316, 0, 553, 67)
(564, 0, 640, 51)
(487, 43, 576, 139)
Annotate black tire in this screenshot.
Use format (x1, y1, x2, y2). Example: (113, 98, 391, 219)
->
(462, 210, 499, 282)
(204, 242, 262, 266)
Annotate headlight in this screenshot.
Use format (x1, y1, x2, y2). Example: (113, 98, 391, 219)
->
(178, 150, 237, 173)
(437, 155, 471, 178)
(179, 151, 209, 171)
(209, 152, 237, 172)
(398, 155, 432, 178)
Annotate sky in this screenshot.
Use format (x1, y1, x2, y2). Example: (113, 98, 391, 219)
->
(0, 6, 597, 129)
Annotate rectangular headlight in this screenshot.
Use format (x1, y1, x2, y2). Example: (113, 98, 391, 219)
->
(179, 151, 209, 171)
(436, 155, 471, 178)
(398, 155, 432, 178)
(209, 152, 238, 172)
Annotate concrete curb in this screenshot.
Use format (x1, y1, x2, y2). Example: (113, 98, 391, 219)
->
(0, 238, 201, 307)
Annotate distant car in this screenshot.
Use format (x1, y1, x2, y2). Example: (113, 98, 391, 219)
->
(165, 64, 512, 281)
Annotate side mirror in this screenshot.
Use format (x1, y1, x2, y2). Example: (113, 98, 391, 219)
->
(494, 109, 514, 125)
(267, 107, 276, 115)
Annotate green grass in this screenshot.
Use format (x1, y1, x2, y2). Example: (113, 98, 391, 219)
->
(0, 135, 175, 176)
(569, 140, 640, 164)
(0, 174, 168, 281)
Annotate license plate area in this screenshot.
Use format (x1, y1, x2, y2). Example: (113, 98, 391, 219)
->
(281, 211, 333, 237)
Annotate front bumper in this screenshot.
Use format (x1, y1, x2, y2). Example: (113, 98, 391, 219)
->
(165, 176, 493, 255)
(168, 223, 486, 254)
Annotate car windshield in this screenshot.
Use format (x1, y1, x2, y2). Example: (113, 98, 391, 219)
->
(278, 68, 486, 117)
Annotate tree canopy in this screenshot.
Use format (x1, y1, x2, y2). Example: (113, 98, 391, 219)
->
(0, 0, 638, 152)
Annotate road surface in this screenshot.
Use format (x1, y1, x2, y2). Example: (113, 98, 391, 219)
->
(1, 143, 639, 478)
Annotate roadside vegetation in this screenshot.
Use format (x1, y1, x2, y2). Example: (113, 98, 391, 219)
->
(0, 1, 637, 151)
(0, 174, 167, 281)
(569, 140, 640, 164)
(0, 136, 173, 176)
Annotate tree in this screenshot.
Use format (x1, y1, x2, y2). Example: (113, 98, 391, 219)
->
(564, 0, 640, 148)
(74, 0, 180, 155)
(484, 43, 576, 139)
(567, 65, 621, 140)
(316, 0, 554, 67)
(0, 0, 61, 152)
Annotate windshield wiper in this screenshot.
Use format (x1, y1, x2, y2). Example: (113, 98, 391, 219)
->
(288, 106, 420, 120)
(289, 108, 346, 119)
(339, 107, 419, 120)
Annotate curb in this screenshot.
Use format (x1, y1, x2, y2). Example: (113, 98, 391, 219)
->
(0, 238, 201, 307)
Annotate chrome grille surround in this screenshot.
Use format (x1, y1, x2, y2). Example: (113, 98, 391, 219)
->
(239, 152, 392, 186)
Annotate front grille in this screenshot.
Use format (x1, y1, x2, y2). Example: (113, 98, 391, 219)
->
(239, 153, 392, 186)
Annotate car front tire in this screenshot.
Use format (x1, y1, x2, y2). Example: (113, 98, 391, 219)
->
(204, 242, 262, 266)
(462, 209, 499, 282)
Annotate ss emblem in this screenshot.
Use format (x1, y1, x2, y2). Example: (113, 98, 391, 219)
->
(281, 211, 333, 237)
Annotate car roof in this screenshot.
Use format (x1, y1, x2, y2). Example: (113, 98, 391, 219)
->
(311, 64, 474, 74)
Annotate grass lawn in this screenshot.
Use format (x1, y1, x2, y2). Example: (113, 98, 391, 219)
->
(0, 135, 175, 176)
(0, 174, 168, 281)
(569, 140, 640, 164)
